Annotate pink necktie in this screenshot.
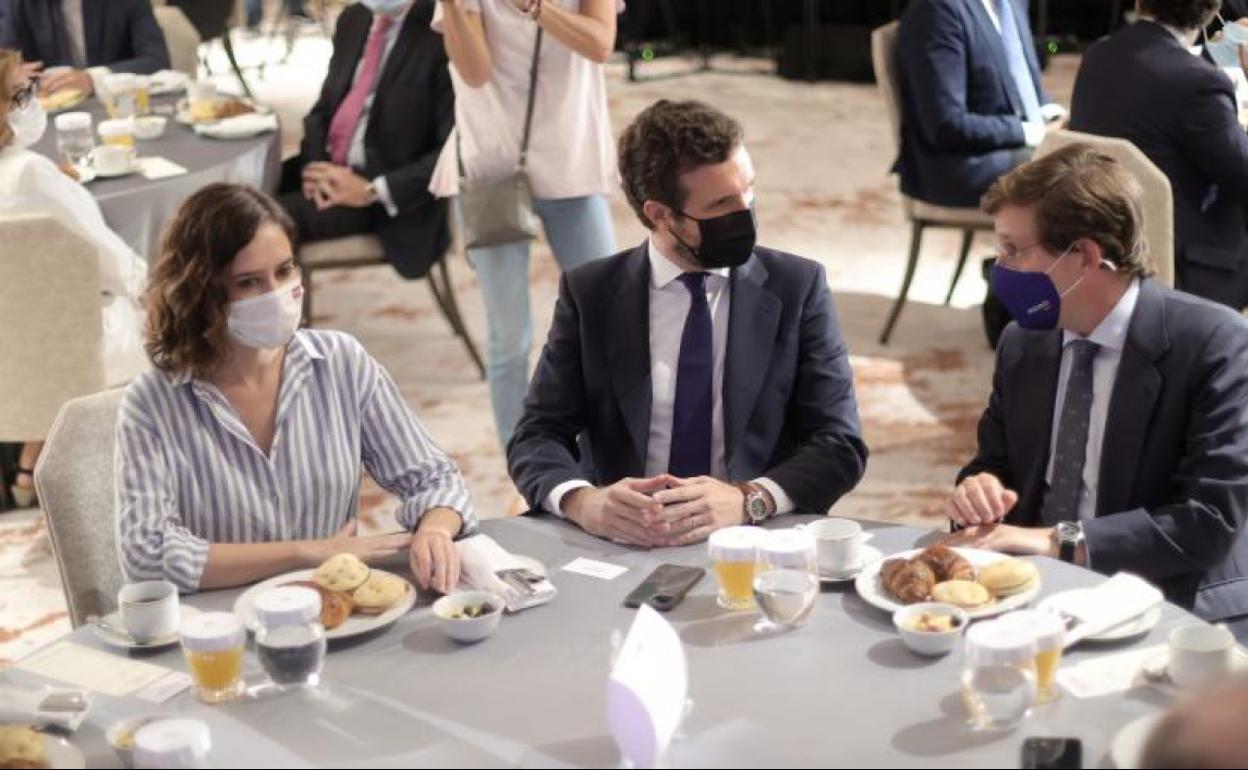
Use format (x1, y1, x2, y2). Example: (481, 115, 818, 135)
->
(326, 15, 395, 166)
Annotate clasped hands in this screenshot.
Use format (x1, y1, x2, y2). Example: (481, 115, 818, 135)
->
(563, 474, 744, 548)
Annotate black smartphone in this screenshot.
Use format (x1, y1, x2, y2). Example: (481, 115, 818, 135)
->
(1021, 737, 1082, 769)
(623, 564, 706, 611)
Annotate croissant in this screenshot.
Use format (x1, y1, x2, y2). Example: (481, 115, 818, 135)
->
(285, 580, 354, 630)
(916, 545, 975, 582)
(882, 558, 936, 604)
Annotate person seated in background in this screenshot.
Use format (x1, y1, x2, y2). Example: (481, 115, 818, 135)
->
(1141, 675, 1248, 768)
(246, 0, 309, 31)
(1070, 0, 1248, 310)
(0, 0, 170, 99)
(115, 183, 474, 593)
(508, 100, 868, 547)
(943, 145, 1248, 640)
(276, 0, 453, 283)
(0, 48, 146, 507)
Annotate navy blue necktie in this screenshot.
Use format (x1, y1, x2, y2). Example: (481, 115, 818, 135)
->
(668, 272, 713, 478)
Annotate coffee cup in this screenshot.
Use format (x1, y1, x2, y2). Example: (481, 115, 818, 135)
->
(803, 517, 869, 576)
(118, 581, 180, 644)
(1168, 622, 1235, 690)
(92, 143, 135, 175)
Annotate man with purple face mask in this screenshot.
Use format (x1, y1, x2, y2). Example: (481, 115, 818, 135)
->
(942, 144, 1248, 639)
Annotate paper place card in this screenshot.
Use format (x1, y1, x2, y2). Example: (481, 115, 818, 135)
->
(137, 156, 189, 180)
(15, 642, 177, 697)
(607, 605, 689, 769)
(562, 557, 628, 581)
(134, 671, 193, 704)
(1056, 644, 1164, 699)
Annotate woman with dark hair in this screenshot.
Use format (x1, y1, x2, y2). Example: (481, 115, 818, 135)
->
(115, 183, 475, 593)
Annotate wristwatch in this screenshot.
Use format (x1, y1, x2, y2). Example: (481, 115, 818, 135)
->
(364, 181, 379, 205)
(1054, 521, 1085, 563)
(737, 482, 776, 525)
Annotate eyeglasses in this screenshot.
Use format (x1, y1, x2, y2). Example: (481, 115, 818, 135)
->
(993, 240, 1048, 264)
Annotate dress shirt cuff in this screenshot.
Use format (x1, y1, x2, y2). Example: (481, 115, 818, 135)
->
(754, 477, 796, 516)
(1041, 103, 1067, 122)
(1022, 121, 1046, 147)
(546, 479, 592, 518)
(399, 492, 479, 539)
(373, 175, 399, 218)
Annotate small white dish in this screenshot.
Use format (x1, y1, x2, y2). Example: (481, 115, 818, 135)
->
(892, 601, 969, 657)
(133, 116, 168, 140)
(1039, 588, 1162, 643)
(106, 715, 165, 766)
(71, 164, 96, 184)
(91, 605, 198, 650)
(432, 590, 505, 644)
(1110, 713, 1162, 769)
(817, 544, 882, 583)
(1139, 647, 1248, 697)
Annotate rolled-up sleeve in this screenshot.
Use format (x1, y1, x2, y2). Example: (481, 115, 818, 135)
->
(358, 354, 478, 538)
(114, 396, 210, 592)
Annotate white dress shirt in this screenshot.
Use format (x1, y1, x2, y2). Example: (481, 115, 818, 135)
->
(1044, 278, 1141, 523)
(545, 238, 794, 517)
(979, 0, 1067, 146)
(342, 8, 409, 217)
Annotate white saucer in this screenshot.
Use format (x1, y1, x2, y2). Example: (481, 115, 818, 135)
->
(818, 545, 883, 583)
(93, 161, 141, 179)
(71, 164, 97, 184)
(1139, 647, 1248, 697)
(91, 605, 199, 650)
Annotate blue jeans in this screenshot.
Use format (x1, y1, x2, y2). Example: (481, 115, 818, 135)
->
(467, 194, 616, 447)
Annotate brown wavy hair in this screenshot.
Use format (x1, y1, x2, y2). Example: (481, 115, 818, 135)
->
(0, 49, 22, 149)
(144, 183, 298, 378)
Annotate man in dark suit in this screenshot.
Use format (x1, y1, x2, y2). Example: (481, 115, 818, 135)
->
(508, 100, 868, 547)
(1069, 0, 1248, 309)
(277, 0, 452, 280)
(944, 145, 1248, 635)
(1, 0, 169, 96)
(894, 0, 1065, 209)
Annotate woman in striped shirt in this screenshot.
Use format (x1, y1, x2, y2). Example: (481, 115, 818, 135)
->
(115, 183, 476, 594)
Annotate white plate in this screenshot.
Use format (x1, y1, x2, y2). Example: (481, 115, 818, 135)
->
(71, 164, 96, 184)
(148, 70, 189, 95)
(92, 605, 199, 650)
(854, 547, 1042, 620)
(1039, 589, 1162, 643)
(93, 161, 141, 179)
(818, 545, 883, 584)
(1111, 713, 1162, 769)
(1139, 647, 1248, 698)
(45, 735, 86, 769)
(175, 97, 272, 126)
(232, 568, 417, 642)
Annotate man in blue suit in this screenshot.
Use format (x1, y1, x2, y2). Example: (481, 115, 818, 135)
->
(508, 100, 868, 547)
(944, 145, 1248, 637)
(894, 0, 1066, 209)
(2, 0, 170, 98)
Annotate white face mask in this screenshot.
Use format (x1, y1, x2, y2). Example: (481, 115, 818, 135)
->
(227, 282, 303, 350)
(360, 0, 408, 16)
(7, 98, 47, 149)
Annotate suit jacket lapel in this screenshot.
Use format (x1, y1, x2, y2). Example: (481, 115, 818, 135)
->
(965, 0, 1026, 117)
(374, 4, 425, 102)
(1097, 281, 1167, 516)
(1018, 330, 1063, 525)
(723, 255, 781, 476)
(606, 243, 652, 476)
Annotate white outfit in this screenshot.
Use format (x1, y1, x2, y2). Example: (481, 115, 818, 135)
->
(428, 0, 623, 199)
(0, 145, 148, 386)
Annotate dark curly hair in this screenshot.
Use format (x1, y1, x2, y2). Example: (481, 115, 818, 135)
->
(1139, 0, 1221, 29)
(144, 183, 298, 378)
(618, 99, 744, 229)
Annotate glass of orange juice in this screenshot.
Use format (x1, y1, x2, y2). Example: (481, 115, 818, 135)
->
(97, 118, 135, 148)
(708, 526, 764, 611)
(181, 612, 246, 704)
(999, 610, 1065, 704)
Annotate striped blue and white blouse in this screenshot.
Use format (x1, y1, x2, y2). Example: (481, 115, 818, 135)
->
(114, 330, 477, 591)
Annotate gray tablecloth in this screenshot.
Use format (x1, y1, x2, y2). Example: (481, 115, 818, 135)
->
(30, 95, 281, 258)
(1, 516, 1184, 768)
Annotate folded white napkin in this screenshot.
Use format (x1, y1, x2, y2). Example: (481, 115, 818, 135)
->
(1058, 572, 1164, 647)
(0, 686, 89, 732)
(455, 534, 556, 613)
(137, 156, 188, 180)
(193, 112, 278, 139)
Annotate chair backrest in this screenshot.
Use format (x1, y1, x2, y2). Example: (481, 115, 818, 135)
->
(872, 21, 903, 155)
(34, 389, 125, 628)
(0, 214, 105, 442)
(1036, 129, 1176, 288)
(153, 5, 202, 78)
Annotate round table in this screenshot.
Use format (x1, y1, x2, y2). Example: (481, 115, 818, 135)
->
(29, 95, 282, 258)
(2, 516, 1186, 768)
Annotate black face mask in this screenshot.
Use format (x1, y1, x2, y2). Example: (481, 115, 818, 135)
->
(669, 204, 758, 269)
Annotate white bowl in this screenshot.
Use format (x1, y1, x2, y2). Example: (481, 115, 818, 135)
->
(133, 116, 167, 140)
(892, 602, 969, 656)
(432, 590, 504, 643)
(106, 715, 165, 766)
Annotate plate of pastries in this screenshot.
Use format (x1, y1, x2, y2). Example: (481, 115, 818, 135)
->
(37, 88, 87, 114)
(855, 545, 1042, 619)
(175, 96, 264, 125)
(232, 553, 417, 641)
(0, 726, 84, 769)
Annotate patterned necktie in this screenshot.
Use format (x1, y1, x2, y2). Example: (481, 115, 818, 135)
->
(668, 273, 713, 478)
(994, 0, 1044, 125)
(1044, 339, 1100, 522)
(326, 15, 395, 166)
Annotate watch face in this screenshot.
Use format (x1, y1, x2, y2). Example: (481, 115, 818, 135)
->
(746, 495, 768, 522)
